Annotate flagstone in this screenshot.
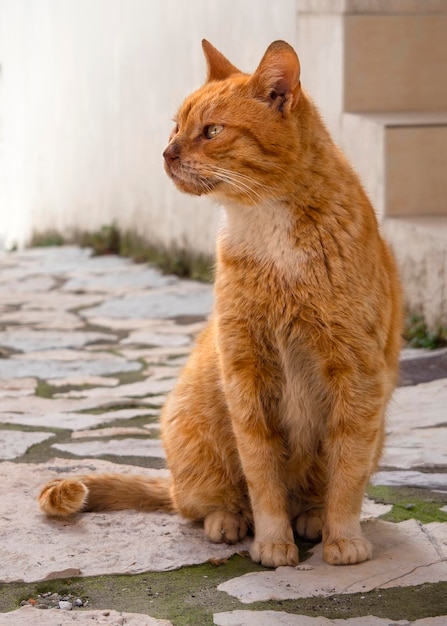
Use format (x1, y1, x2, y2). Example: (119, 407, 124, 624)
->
(382, 427, 447, 469)
(13, 349, 124, 362)
(360, 498, 392, 520)
(81, 286, 213, 320)
(0, 395, 150, 418)
(0, 459, 250, 583)
(213, 612, 446, 626)
(87, 317, 206, 336)
(50, 375, 120, 388)
(424, 522, 447, 559)
(372, 470, 447, 491)
(7, 245, 92, 266)
(217, 519, 447, 603)
(20, 292, 104, 311)
(52, 438, 165, 459)
(0, 431, 54, 460)
(0, 606, 173, 626)
(62, 268, 176, 293)
(71, 427, 152, 439)
(0, 275, 56, 293)
(0, 377, 37, 397)
(0, 356, 142, 380)
(91, 408, 160, 419)
(121, 331, 191, 347)
(0, 411, 152, 431)
(0, 329, 118, 353)
(118, 346, 192, 364)
(0, 310, 83, 329)
(54, 378, 175, 399)
(388, 379, 447, 431)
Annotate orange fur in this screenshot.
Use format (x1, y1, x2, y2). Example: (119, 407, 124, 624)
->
(39, 40, 402, 568)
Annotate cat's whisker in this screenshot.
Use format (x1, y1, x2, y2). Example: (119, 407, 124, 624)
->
(205, 166, 270, 203)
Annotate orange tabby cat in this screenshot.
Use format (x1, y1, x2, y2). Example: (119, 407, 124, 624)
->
(39, 40, 402, 568)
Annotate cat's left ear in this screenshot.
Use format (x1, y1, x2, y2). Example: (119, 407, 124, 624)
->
(202, 40, 242, 82)
(249, 41, 301, 115)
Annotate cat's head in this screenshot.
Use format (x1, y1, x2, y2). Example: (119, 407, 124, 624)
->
(163, 40, 301, 205)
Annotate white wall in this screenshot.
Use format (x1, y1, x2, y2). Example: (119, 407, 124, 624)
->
(0, 0, 296, 252)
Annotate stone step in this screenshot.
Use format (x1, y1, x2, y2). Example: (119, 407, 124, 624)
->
(383, 216, 447, 328)
(297, 3, 447, 121)
(342, 112, 447, 219)
(344, 12, 447, 113)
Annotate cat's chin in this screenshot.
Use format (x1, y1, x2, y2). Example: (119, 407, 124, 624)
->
(170, 172, 218, 197)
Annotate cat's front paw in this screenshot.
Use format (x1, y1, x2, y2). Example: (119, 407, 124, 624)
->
(323, 536, 372, 565)
(250, 540, 299, 568)
(204, 510, 248, 545)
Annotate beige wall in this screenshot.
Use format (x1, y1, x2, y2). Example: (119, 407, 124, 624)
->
(0, 0, 296, 251)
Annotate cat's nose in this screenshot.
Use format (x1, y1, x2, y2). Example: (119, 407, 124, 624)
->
(163, 142, 181, 165)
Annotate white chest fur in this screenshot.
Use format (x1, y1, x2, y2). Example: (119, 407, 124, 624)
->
(218, 200, 302, 278)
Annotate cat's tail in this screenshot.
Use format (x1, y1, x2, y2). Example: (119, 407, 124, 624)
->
(38, 473, 174, 517)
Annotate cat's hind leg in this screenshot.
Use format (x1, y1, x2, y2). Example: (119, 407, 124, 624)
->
(204, 509, 251, 544)
(161, 321, 251, 546)
(295, 507, 324, 542)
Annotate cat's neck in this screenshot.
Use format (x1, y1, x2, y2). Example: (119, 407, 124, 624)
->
(216, 93, 371, 278)
(218, 199, 303, 279)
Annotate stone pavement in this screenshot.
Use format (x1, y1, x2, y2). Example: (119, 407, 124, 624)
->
(0, 246, 446, 626)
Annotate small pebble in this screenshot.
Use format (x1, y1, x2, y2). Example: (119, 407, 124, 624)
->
(74, 598, 83, 607)
(58, 600, 73, 611)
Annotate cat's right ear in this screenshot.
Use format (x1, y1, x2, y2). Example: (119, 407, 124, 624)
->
(250, 41, 301, 116)
(202, 40, 241, 82)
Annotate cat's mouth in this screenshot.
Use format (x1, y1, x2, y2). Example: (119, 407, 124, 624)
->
(165, 163, 219, 196)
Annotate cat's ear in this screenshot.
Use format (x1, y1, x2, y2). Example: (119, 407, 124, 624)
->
(250, 41, 301, 115)
(202, 39, 241, 82)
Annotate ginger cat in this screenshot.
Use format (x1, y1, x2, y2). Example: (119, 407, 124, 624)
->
(39, 40, 402, 568)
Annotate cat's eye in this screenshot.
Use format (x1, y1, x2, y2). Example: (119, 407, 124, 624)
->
(203, 124, 224, 139)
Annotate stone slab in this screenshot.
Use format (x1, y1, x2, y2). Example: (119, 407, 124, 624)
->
(0, 399, 158, 432)
(13, 349, 127, 362)
(0, 431, 54, 460)
(400, 347, 447, 386)
(383, 378, 447, 470)
(54, 378, 175, 399)
(62, 267, 176, 293)
(0, 411, 152, 432)
(0, 330, 117, 353)
(121, 331, 192, 347)
(214, 612, 447, 626)
(0, 310, 83, 329)
(81, 285, 213, 320)
(0, 275, 56, 293)
(372, 470, 447, 491)
(388, 378, 447, 431)
(218, 519, 447, 603)
(425, 522, 447, 559)
(0, 606, 173, 625)
(0, 377, 36, 398)
(118, 347, 192, 365)
(52, 438, 166, 459)
(0, 459, 250, 583)
(19, 292, 104, 311)
(88, 317, 206, 335)
(71, 427, 152, 439)
(50, 376, 120, 388)
(0, 356, 142, 380)
(382, 427, 447, 469)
